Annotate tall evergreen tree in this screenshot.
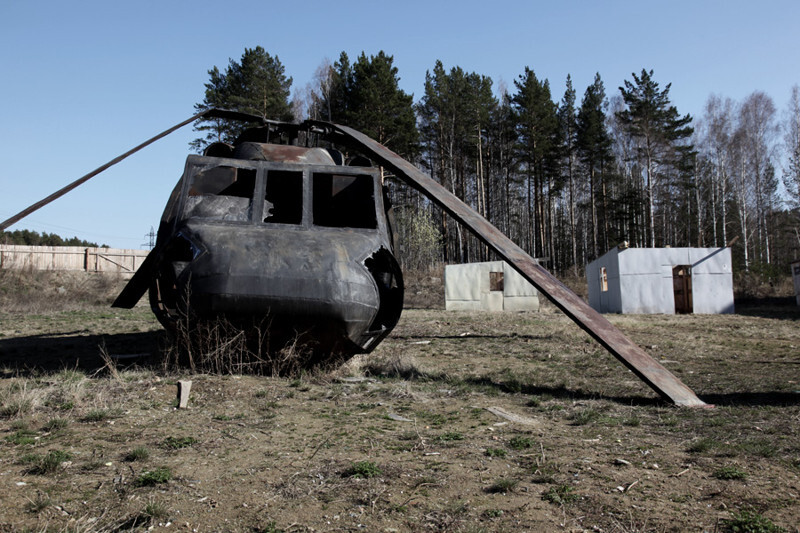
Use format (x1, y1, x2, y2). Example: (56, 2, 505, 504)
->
(616, 69, 693, 247)
(191, 47, 293, 151)
(577, 73, 613, 257)
(558, 75, 579, 272)
(344, 51, 418, 158)
(512, 67, 560, 259)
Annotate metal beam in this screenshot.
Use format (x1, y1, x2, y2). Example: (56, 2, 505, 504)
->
(330, 123, 707, 407)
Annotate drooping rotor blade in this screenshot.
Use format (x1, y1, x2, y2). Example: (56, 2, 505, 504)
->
(0, 111, 211, 232)
(111, 246, 161, 308)
(325, 122, 707, 407)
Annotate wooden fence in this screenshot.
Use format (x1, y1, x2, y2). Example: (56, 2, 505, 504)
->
(0, 245, 149, 274)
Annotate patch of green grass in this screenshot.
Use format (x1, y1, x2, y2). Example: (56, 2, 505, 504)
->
(570, 408, 600, 425)
(483, 508, 503, 518)
(125, 447, 150, 462)
(437, 431, 465, 442)
(542, 484, 579, 506)
(484, 447, 507, 458)
(736, 439, 777, 458)
(23, 450, 72, 475)
(508, 435, 535, 450)
(485, 478, 517, 493)
(714, 465, 747, 480)
(5, 429, 37, 445)
(143, 501, 169, 521)
(622, 416, 641, 427)
(345, 460, 381, 479)
(687, 438, 717, 454)
(42, 417, 69, 432)
(136, 467, 172, 486)
(721, 509, 785, 532)
(162, 436, 197, 449)
(81, 409, 114, 422)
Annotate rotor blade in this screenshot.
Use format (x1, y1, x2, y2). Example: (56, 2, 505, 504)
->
(0, 110, 209, 232)
(111, 246, 160, 308)
(326, 122, 707, 407)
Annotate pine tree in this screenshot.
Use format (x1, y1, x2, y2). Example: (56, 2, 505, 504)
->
(616, 69, 693, 247)
(577, 73, 613, 257)
(344, 51, 418, 158)
(191, 47, 293, 151)
(558, 75, 579, 272)
(512, 68, 560, 259)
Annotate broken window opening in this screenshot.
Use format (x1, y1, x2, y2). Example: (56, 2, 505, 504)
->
(490, 271, 504, 292)
(184, 166, 256, 222)
(600, 267, 608, 292)
(312, 173, 377, 229)
(264, 170, 303, 225)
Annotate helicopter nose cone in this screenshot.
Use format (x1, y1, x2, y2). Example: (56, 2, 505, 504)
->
(174, 224, 384, 349)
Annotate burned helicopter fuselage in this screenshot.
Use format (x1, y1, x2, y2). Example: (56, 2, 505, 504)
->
(120, 137, 403, 355)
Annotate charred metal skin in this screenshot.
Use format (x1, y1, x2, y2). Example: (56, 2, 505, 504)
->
(116, 136, 403, 355)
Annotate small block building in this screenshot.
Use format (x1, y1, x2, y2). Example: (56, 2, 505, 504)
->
(791, 259, 800, 306)
(445, 260, 539, 312)
(586, 246, 734, 314)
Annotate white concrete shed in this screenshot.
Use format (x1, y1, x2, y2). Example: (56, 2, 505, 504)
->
(586, 246, 734, 314)
(791, 259, 800, 306)
(445, 261, 539, 312)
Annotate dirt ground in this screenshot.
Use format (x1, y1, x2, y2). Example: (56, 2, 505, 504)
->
(0, 272, 799, 532)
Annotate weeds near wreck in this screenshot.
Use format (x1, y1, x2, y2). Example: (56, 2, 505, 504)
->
(721, 509, 785, 533)
(164, 312, 322, 377)
(345, 460, 381, 479)
(714, 465, 747, 481)
(22, 450, 72, 475)
(486, 478, 517, 494)
(542, 484, 579, 506)
(125, 447, 150, 462)
(136, 467, 172, 487)
(162, 436, 197, 449)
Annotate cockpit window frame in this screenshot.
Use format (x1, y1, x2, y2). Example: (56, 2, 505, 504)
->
(177, 154, 386, 234)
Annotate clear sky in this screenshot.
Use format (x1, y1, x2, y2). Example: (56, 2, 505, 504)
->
(1, 0, 798, 249)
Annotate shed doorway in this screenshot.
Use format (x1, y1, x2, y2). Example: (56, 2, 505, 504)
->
(672, 265, 693, 314)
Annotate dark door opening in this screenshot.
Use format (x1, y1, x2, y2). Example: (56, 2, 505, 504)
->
(672, 265, 693, 314)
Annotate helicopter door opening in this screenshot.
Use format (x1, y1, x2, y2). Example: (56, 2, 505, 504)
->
(263, 170, 303, 224)
(183, 166, 256, 222)
(312, 173, 377, 229)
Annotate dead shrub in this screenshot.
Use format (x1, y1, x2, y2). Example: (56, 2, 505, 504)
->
(161, 314, 345, 377)
(360, 348, 427, 380)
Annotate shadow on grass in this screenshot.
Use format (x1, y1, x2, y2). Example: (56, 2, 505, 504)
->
(0, 331, 162, 377)
(699, 391, 800, 407)
(459, 375, 665, 406)
(434, 374, 800, 408)
(391, 333, 553, 341)
(734, 299, 800, 320)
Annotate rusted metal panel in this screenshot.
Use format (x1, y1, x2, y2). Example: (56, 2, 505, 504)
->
(327, 122, 707, 407)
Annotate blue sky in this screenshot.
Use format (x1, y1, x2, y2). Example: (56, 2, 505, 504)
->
(1, 0, 798, 249)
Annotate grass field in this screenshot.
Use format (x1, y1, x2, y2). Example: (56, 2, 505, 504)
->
(0, 271, 799, 532)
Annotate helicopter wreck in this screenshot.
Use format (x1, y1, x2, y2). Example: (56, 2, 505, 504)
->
(1, 109, 708, 406)
(112, 125, 404, 355)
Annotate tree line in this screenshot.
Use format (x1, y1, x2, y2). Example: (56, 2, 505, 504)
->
(193, 47, 800, 277)
(1, 229, 101, 248)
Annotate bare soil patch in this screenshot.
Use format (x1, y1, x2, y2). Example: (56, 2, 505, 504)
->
(0, 275, 799, 532)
